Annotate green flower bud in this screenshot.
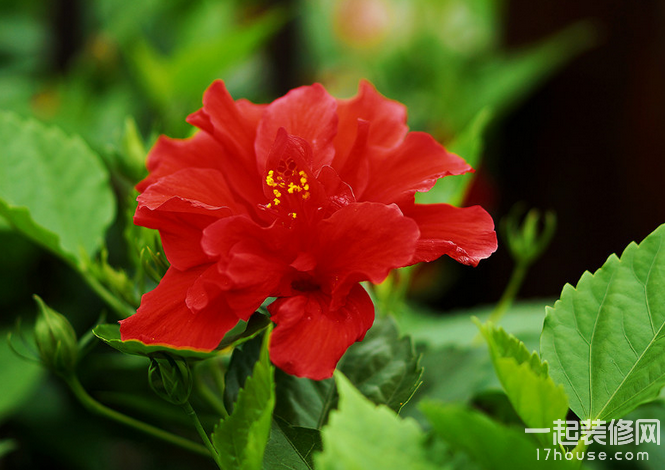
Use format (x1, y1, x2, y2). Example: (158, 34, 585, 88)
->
(502, 205, 557, 266)
(148, 354, 193, 405)
(33, 296, 78, 376)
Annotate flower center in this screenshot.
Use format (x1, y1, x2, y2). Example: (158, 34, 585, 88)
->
(265, 158, 311, 219)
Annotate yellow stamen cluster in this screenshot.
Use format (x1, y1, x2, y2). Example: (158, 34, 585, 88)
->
(265, 167, 311, 211)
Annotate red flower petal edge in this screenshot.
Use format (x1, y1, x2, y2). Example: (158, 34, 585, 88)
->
(120, 80, 498, 380)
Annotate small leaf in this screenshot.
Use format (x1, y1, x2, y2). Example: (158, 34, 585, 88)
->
(263, 417, 322, 470)
(476, 320, 568, 446)
(541, 223, 665, 421)
(315, 372, 434, 470)
(0, 111, 115, 266)
(211, 330, 275, 470)
(421, 402, 574, 470)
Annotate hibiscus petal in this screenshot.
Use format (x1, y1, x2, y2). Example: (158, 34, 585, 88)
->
(334, 80, 408, 161)
(360, 132, 472, 204)
(200, 216, 293, 302)
(404, 203, 498, 266)
(137, 131, 264, 214)
(137, 168, 239, 216)
(120, 266, 239, 351)
(138, 132, 224, 192)
(255, 84, 338, 170)
(187, 80, 264, 163)
(313, 202, 419, 304)
(268, 284, 374, 380)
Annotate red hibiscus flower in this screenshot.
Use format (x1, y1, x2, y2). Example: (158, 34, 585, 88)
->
(120, 80, 497, 380)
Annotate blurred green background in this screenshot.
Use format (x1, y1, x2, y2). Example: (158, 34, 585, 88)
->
(1, 0, 664, 468)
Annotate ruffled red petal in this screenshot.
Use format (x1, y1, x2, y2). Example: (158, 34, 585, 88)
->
(134, 168, 241, 270)
(255, 84, 338, 171)
(268, 284, 374, 380)
(359, 132, 472, 204)
(404, 203, 498, 266)
(120, 266, 239, 350)
(312, 202, 419, 305)
(334, 80, 408, 162)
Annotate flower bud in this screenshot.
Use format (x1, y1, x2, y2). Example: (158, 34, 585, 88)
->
(148, 354, 193, 405)
(502, 205, 557, 266)
(33, 296, 78, 376)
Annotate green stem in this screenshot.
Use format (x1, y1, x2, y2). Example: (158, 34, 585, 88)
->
(64, 375, 209, 457)
(570, 439, 589, 467)
(182, 401, 223, 469)
(488, 261, 530, 324)
(79, 269, 136, 319)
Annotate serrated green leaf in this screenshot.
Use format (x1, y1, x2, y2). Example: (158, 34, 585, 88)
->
(274, 371, 334, 429)
(0, 111, 115, 266)
(541, 223, 665, 421)
(476, 320, 568, 445)
(273, 316, 422, 429)
(341, 316, 423, 412)
(316, 372, 434, 470)
(263, 417, 322, 470)
(421, 402, 574, 470)
(212, 331, 275, 470)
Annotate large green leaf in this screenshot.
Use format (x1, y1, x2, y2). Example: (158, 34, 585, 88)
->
(315, 372, 434, 470)
(541, 224, 665, 421)
(263, 417, 322, 470)
(421, 402, 574, 470)
(0, 111, 115, 266)
(211, 331, 275, 470)
(477, 321, 568, 446)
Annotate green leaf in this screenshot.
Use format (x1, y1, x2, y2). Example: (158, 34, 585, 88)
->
(541, 223, 665, 421)
(416, 108, 492, 206)
(421, 402, 574, 470)
(476, 320, 568, 445)
(340, 316, 423, 412)
(315, 372, 434, 470)
(274, 370, 334, 429)
(211, 330, 275, 470)
(0, 111, 115, 266)
(1, 328, 43, 422)
(93, 313, 269, 361)
(273, 316, 422, 428)
(263, 417, 322, 470)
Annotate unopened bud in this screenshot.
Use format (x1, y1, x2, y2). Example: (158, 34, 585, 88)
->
(33, 296, 78, 376)
(502, 205, 556, 266)
(148, 354, 193, 405)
